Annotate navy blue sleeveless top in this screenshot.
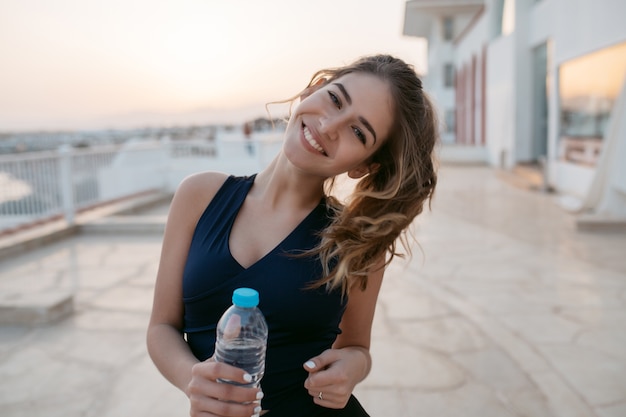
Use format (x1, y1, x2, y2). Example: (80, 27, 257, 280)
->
(182, 175, 359, 414)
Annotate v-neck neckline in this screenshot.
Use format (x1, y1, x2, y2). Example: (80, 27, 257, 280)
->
(226, 186, 325, 271)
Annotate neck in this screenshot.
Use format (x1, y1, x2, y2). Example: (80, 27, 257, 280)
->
(252, 152, 326, 210)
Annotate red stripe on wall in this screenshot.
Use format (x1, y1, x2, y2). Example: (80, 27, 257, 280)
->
(471, 55, 477, 145)
(481, 45, 487, 145)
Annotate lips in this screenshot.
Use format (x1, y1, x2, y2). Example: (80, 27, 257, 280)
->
(303, 124, 327, 156)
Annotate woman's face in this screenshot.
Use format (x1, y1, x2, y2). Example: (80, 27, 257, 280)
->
(283, 72, 394, 179)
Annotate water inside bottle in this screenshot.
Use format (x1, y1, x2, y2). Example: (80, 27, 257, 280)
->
(214, 338, 266, 387)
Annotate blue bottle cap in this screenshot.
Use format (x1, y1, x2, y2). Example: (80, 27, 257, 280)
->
(232, 288, 259, 308)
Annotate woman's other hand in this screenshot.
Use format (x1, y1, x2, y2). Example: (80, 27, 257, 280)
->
(187, 359, 264, 417)
(302, 347, 370, 409)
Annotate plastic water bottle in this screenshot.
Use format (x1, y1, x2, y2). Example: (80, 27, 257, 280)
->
(214, 288, 268, 388)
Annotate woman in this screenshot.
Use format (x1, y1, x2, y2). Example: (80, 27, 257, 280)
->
(147, 54, 438, 417)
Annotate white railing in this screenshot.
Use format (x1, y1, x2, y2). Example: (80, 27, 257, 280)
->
(0, 134, 283, 232)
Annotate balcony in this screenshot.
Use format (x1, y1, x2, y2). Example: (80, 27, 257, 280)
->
(403, 0, 484, 38)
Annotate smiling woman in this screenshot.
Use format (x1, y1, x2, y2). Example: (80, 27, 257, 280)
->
(147, 54, 439, 417)
(282, 72, 393, 177)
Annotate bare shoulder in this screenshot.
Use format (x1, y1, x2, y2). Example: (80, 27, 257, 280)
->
(169, 171, 230, 227)
(176, 171, 229, 199)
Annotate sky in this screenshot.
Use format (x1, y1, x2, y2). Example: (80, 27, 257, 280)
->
(0, 0, 427, 132)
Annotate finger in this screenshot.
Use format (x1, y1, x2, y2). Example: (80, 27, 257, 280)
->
(305, 377, 349, 399)
(189, 362, 263, 405)
(303, 349, 339, 373)
(305, 362, 350, 390)
(307, 390, 348, 410)
(189, 394, 262, 417)
(194, 359, 254, 385)
(187, 377, 261, 405)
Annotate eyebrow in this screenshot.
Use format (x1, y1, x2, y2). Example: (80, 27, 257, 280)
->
(333, 82, 378, 144)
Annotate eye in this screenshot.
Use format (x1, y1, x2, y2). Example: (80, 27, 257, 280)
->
(328, 91, 341, 109)
(352, 126, 366, 144)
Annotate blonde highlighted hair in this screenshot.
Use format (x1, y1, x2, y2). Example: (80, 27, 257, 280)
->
(296, 55, 439, 296)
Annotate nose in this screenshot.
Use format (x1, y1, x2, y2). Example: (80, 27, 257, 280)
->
(319, 115, 340, 140)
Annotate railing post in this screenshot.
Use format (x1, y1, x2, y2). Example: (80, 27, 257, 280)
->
(58, 145, 75, 224)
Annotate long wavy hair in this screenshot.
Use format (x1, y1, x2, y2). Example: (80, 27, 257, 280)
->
(293, 55, 439, 296)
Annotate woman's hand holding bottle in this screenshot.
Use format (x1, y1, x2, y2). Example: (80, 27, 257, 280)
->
(186, 360, 264, 417)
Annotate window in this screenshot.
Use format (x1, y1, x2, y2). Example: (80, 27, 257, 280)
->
(559, 41, 626, 165)
(442, 17, 454, 41)
(532, 42, 549, 159)
(444, 109, 456, 133)
(492, 0, 515, 38)
(444, 63, 455, 88)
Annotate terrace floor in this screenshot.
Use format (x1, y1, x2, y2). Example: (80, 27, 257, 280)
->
(1, 165, 625, 417)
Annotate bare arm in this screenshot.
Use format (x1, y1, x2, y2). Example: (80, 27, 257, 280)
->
(303, 257, 385, 408)
(146, 172, 262, 416)
(146, 172, 210, 391)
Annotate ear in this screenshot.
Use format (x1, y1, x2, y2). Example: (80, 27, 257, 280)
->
(347, 162, 379, 179)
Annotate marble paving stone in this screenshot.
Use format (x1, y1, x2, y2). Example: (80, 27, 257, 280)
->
(363, 338, 466, 390)
(352, 388, 412, 417)
(96, 355, 189, 417)
(452, 348, 540, 393)
(446, 288, 557, 315)
(498, 313, 583, 344)
(72, 287, 101, 306)
(370, 303, 394, 339)
(556, 306, 626, 328)
(530, 372, 596, 417)
(72, 265, 143, 290)
(539, 344, 626, 406)
(595, 402, 626, 417)
(0, 268, 72, 293)
(0, 394, 96, 417)
(0, 261, 41, 277)
(411, 275, 554, 374)
(376, 281, 453, 321)
(394, 315, 490, 353)
(70, 309, 149, 331)
(547, 266, 626, 289)
(39, 328, 146, 368)
(575, 327, 626, 362)
(0, 345, 110, 409)
(547, 283, 625, 309)
(442, 255, 544, 281)
(392, 383, 524, 417)
(0, 289, 73, 324)
(129, 264, 160, 287)
(0, 325, 33, 358)
(88, 286, 154, 312)
(451, 349, 554, 416)
(414, 261, 459, 281)
(38, 247, 108, 269)
(438, 274, 545, 295)
(504, 386, 557, 417)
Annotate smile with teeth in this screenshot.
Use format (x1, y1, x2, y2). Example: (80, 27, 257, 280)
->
(303, 125, 326, 155)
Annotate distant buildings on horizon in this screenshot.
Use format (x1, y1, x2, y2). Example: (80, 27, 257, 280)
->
(0, 116, 286, 155)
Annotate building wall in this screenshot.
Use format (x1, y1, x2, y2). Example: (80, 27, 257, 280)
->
(529, 0, 626, 196)
(454, 4, 490, 153)
(404, 0, 625, 198)
(531, 0, 626, 63)
(442, 0, 626, 195)
(486, 33, 516, 167)
(425, 21, 457, 144)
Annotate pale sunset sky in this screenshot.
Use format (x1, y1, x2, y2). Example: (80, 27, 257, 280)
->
(0, 0, 427, 132)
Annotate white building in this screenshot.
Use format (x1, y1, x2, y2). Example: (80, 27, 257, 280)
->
(403, 0, 626, 222)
